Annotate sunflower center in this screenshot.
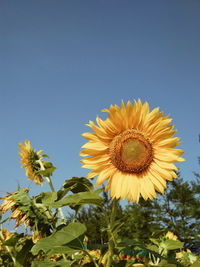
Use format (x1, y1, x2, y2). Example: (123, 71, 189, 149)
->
(109, 130, 153, 173)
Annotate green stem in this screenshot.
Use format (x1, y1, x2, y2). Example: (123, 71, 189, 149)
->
(44, 178, 67, 262)
(106, 198, 118, 267)
(45, 176, 65, 222)
(38, 161, 66, 261)
(38, 160, 65, 222)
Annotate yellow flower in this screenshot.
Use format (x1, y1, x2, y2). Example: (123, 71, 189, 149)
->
(1, 228, 13, 241)
(19, 140, 44, 185)
(82, 250, 101, 264)
(165, 231, 178, 240)
(80, 100, 184, 203)
(32, 231, 43, 243)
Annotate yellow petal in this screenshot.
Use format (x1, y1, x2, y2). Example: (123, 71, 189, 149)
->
(96, 166, 116, 187)
(81, 142, 108, 150)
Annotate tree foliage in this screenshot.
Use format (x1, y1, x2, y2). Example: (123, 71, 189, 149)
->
(76, 173, 200, 250)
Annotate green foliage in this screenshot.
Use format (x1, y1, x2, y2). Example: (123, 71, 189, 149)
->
(49, 190, 103, 209)
(31, 222, 86, 255)
(31, 261, 75, 267)
(78, 175, 200, 247)
(63, 177, 94, 193)
(1, 139, 200, 266)
(4, 233, 24, 246)
(37, 162, 57, 177)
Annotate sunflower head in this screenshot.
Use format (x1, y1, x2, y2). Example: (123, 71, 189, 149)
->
(1, 228, 13, 241)
(165, 231, 178, 240)
(19, 140, 44, 185)
(80, 100, 184, 203)
(0, 188, 30, 228)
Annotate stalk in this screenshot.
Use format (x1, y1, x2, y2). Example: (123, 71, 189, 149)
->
(38, 160, 65, 222)
(38, 160, 66, 261)
(45, 176, 65, 222)
(106, 198, 118, 267)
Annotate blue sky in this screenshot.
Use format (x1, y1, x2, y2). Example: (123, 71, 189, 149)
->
(0, 0, 200, 199)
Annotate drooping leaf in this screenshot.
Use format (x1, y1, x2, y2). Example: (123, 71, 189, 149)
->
(31, 222, 86, 255)
(63, 177, 93, 193)
(57, 177, 94, 200)
(48, 190, 103, 209)
(13, 189, 31, 207)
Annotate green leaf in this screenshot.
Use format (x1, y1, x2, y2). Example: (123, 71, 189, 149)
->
(38, 167, 56, 177)
(31, 222, 86, 255)
(42, 154, 49, 158)
(112, 261, 126, 267)
(37, 162, 56, 177)
(159, 259, 176, 267)
(13, 189, 31, 207)
(36, 192, 58, 204)
(63, 177, 93, 193)
(160, 239, 184, 250)
(117, 239, 145, 249)
(42, 245, 81, 255)
(57, 177, 94, 201)
(48, 190, 103, 208)
(149, 237, 160, 246)
(16, 238, 33, 267)
(190, 260, 200, 267)
(31, 261, 75, 267)
(4, 233, 24, 246)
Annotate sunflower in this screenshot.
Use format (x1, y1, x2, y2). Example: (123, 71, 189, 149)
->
(165, 231, 178, 240)
(19, 140, 43, 185)
(0, 228, 13, 251)
(80, 100, 184, 203)
(0, 189, 30, 228)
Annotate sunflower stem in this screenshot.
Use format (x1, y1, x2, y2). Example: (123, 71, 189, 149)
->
(38, 160, 65, 223)
(106, 198, 118, 267)
(45, 176, 65, 223)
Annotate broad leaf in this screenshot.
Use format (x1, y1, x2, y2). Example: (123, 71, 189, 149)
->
(63, 177, 93, 193)
(31, 222, 86, 255)
(160, 239, 184, 250)
(36, 192, 58, 204)
(48, 190, 103, 208)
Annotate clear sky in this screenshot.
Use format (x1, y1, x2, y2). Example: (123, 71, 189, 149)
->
(0, 0, 200, 198)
